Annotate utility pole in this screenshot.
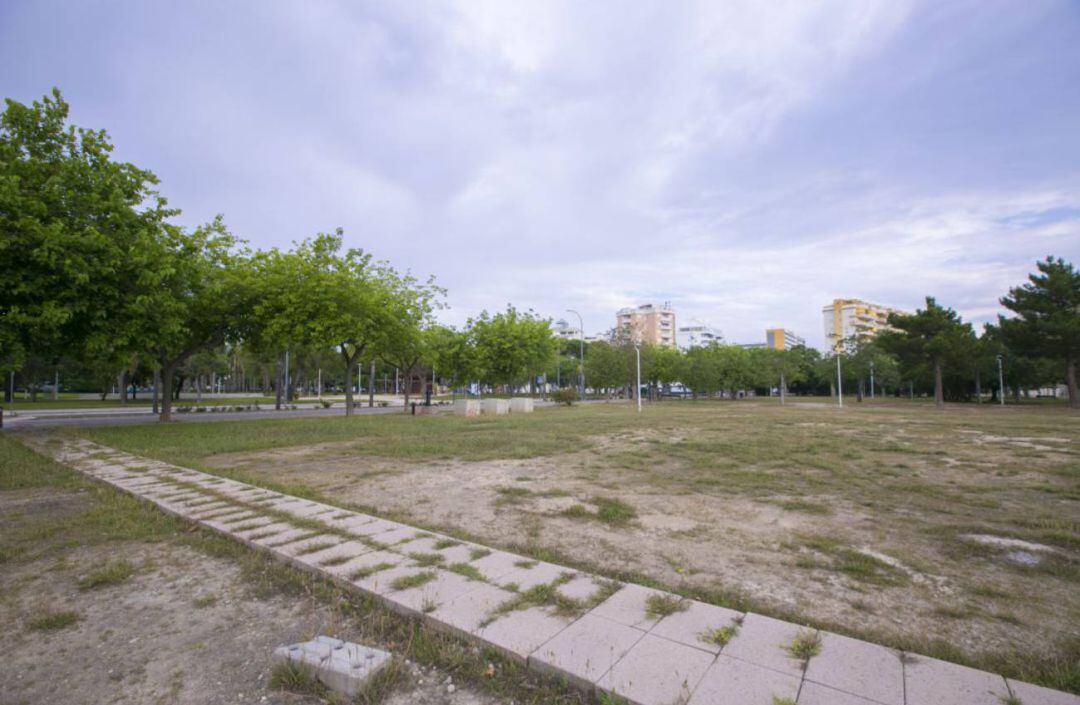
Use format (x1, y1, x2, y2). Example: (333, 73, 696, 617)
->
(836, 354, 843, 408)
(780, 371, 786, 405)
(997, 354, 1005, 406)
(567, 309, 585, 400)
(635, 345, 642, 413)
(317, 368, 322, 398)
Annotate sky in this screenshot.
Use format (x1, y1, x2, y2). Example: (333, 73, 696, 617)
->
(3, 0, 1079, 348)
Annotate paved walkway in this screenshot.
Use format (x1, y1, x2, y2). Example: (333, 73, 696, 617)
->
(50, 438, 1078, 705)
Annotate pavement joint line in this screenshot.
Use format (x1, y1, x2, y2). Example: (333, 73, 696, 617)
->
(48, 438, 1080, 705)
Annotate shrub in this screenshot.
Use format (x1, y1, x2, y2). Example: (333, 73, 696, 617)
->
(552, 388, 578, 406)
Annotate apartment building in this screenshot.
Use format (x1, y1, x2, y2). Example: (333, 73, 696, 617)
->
(678, 322, 723, 350)
(765, 328, 806, 350)
(822, 299, 903, 350)
(552, 318, 582, 340)
(615, 303, 677, 348)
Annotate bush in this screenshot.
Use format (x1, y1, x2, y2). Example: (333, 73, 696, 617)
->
(319, 399, 332, 408)
(552, 388, 578, 406)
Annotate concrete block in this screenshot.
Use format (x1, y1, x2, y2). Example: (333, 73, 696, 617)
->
(324, 549, 403, 580)
(296, 541, 373, 568)
(273, 534, 343, 558)
(272, 637, 391, 698)
(345, 519, 406, 538)
(529, 613, 644, 690)
(509, 398, 534, 413)
(481, 398, 509, 415)
(476, 606, 573, 663)
(352, 564, 426, 596)
(259, 527, 315, 547)
(1007, 679, 1080, 705)
(382, 570, 478, 617)
(904, 654, 1010, 705)
(557, 575, 613, 604)
(804, 631, 903, 705)
(589, 583, 673, 630)
(470, 551, 526, 582)
(597, 633, 714, 705)
(686, 654, 800, 705)
(234, 521, 295, 541)
(427, 582, 515, 638)
(649, 599, 744, 655)
(495, 561, 570, 591)
(454, 399, 481, 417)
(375, 527, 425, 545)
(798, 681, 881, 705)
(719, 612, 808, 678)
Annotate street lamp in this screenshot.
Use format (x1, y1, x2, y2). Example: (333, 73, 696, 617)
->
(997, 354, 1005, 406)
(635, 344, 642, 413)
(836, 353, 843, 408)
(566, 309, 585, 400)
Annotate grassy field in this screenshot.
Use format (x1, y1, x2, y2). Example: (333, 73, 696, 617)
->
(1, 395, 279, 411)
(0, 433, 594, 704)
(67, 399, 1080, 693)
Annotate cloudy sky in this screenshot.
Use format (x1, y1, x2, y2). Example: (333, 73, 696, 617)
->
(3, 1, 1078, 347)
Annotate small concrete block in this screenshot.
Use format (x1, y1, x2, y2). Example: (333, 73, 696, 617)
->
(427, 581, 515, 637)
(597, 633, 714, 705)
(687, 654, 800, 705)
(589, 583, 672, 630)
(529, 613, 644, 690)
(297, 541, 372, 568)
(904, 654, 1010, 705)
(273, 637, 390, 698)
(804, 631, 903, 705)
(324, 549, 403, 580)
(496, 561, 569, 591)
(650, 599, 744, 655)
(477, 605, 573, 663)
(383, 570, 477, 617)
(719, 612, 808, 678)
(481, 398, 509, 415)
(259, 527, 315, 547)
(470, 551, 525, 582)
(798, 681, 881, 705)
(509, 398, 534, 413)
(234, 521, 295, 541)
(274, 535, 342, 558)
(454, 399, 480, 417)
(1007, 679, 1080, 705)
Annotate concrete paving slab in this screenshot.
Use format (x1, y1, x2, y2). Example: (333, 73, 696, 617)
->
(556, 575, 610, 604)
(234, 521, 295, 541)
(904, 654, 1010, 705)
(470, 551, 525, 582)
(323, 549, 403, 580)
(426, 582, 515, 638)
(1007, 679, 1080, 705)
(376, 526, 426, 545)
(296, 541, 373, 568)
(597, 632, 714, 705)
(650, 599, 744, 655)
(342, 518, 404, 538)
(477, 606, 574, 663)
(798, 681, 880, 705)
(352, 564, 427, 596)
(383, 570, 477, 617)
(720, 612, 809, 678)
(530, 613, 645, 691)
(496, 560, 571, 591)
(257, 527, 314, 547)
(687, 654, 801, 705)
(804, 631, 903, 705)
(589, 583, 673, 630)
(273, 534, 343, 558)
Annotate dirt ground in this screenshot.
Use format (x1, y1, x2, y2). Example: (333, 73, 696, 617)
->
(0, 487, 507, 705)
(201, 402, 1080, 673)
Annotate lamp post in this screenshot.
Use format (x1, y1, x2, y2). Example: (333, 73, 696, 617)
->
(635, 344, 642, 414)
(836, 354, 843, 408)
(567, 309, 585, 400)
(997, 354, 1005, 406)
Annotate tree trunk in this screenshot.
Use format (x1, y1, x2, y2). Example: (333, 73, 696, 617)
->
(159, 364, 176, 422)
(275, 357, 283, 410)
(856, 379, 864, 403)
(153, 368, 160, 415)
(119, 371, 128, 404)
(341, 346, 363, 416)
(196, 375, 203, 404)
(402, 367, 412, 411)
(1067, 356, 1078, 409)
(934, 359, 944, 408)
(974, 369, 982, 403)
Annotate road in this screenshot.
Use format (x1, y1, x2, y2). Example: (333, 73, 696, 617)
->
(1, 403, 406, 429)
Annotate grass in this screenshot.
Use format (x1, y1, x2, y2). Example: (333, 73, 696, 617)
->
(193, 594, 217, 608)
(410, 552, 446, 567)
(77, 560, 136, 590)
(390, 571, 437, 591)
(60, 402, 1080, 696)
(700, 618, 742, 647)
(350, 562, 396, 581)
(645, 593, 687, 619)
(785, 630, 822, 664)
(27, 610, 82, 631)
(448, 563, 485, 581)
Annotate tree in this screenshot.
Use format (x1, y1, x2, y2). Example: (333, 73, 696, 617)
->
(878, 297, 976, 408)
(758, 348, 806, 402)
(644, 345, 686, 400)
(683, 345, 721, 399)
(999, 257, 1080, 408)
(584, 341, 627, 397)
(468, 306, 555, 392)
(0, 89, 174, 384)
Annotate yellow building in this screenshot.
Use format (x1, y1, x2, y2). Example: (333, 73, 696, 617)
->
(765, 328, 805, 350)
(821, 299, 902, 350)
(615, 303, 677, 348)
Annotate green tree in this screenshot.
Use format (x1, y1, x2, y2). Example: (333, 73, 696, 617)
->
(426, 325, 475, 393)
(584, 341, 628, 397)
(468, 306, 555, 392)
(878, 297, 976, 408)
(999, 256, 1080, 408)
(683, 345, 721, 399)
(0, 89, 174, 384)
